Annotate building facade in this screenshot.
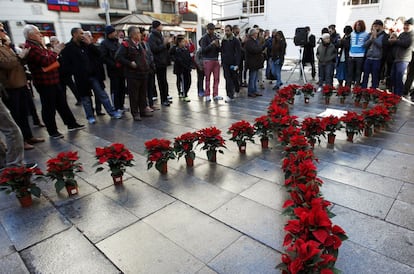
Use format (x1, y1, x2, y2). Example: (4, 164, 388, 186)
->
(0, 0, 195, 44)
(214, 0, 414, 58)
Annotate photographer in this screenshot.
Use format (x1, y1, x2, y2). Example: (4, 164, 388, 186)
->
(200, 23, 222, 102)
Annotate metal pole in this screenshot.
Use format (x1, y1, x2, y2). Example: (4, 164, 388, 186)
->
(104, 0, 111, 25)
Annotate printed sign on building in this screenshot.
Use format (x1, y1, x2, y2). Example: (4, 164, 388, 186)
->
(47, 0, 79, 12)
(178, 1, 188, 14)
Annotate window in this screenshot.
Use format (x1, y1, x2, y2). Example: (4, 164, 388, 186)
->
(242, 0, 264, 15)
(109, 0, 128, 9)
(161, 0, 175, 14)
(78, 0, 98, 7)
(136, 0, 153, 12)
(347, 0, 379, 5)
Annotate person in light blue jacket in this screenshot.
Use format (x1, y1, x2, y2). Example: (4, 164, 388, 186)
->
(346, 20, 369, 87)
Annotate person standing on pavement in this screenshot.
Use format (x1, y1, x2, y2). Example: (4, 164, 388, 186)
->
(244, 28, 264, 98)
(389, 18, 414, 96)
(200, 23, 223, 102)
(0, 28, 44, 150)
(221, 24, 241, 102)
(24, 24, 85, 139)
(100, 25, 127, 113)
(148, 20, 172, 107)
(60, 28, 121, 125)
(316, 33, 337, 88)
(302, 26, 316, 81)
(173, 36, 192, 102)
(346, 20, 369, 87)
(116, 26, 153, 121)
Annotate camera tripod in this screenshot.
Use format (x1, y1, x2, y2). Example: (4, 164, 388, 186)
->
(286, 47, 307, 84)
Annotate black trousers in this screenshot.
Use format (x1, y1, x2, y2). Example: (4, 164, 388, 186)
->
(155, 67, 169, 103)
(110, 75, 126, 110)
(127, 77, 148, 118)
(147, 72, 156, 107)
(34, 84, 78, 135)
(197, 68, 204, 92)
(223, 64, 239, 98)
(60, 75, 81, 103)
(4, 87, 33, 140)
(404, 53, 414, 94)
(180, 70, 191, 97)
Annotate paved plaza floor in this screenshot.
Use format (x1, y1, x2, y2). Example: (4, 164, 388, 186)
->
(0, 65, 414, 273)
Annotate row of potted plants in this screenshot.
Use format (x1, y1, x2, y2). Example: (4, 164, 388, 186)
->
(0, 143, 135, 207)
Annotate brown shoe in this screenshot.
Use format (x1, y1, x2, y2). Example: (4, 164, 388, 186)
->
(24, 142, 34, 150)
(26, 137, 45, 145)
(254, 92, 263, 96)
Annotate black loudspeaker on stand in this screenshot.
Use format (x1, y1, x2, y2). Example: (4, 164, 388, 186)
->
(287, 28, 308, 84)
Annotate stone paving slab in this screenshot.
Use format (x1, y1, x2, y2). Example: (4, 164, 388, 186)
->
(100, 177, 176, 219)
(236, 158, 284, 183)
(0, 223, 15, 259)
(321, 178, 394, 219)
(97, 221, 205, 273)
(196, 266, 218, 274)
(208, 236, 280, 274)
(58, 192, 138, 243)
(211, 195, 286, 251)
(0, 198, 71, 251)
(386, 200, 414, 230)
(397, 183, 414, 205)
(366, 149, 414, 183)
(332, 205, 414, 267)
(0, 252, 29, 274)
(336, 240, 414, 274)
(20, 227, 119, 274)
(318, 161, 403, 198)
(169, 158, 261, 194)
(143, 201, 241, 263)
(240, 179, 288, 210)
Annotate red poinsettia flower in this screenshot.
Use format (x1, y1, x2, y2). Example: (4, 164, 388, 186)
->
(174, 132, 199, 160)
(95, 143, 134, 176)
(228, 120, 255, 146)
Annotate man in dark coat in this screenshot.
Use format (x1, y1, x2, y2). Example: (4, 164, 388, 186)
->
(100, 25, 126, 113)
(148, 20, 172, 106)
(60, 27, 121, 124)
(221, 24, 241, 102)
(244, 28, 264, 97)
(302, 26, 316, 80)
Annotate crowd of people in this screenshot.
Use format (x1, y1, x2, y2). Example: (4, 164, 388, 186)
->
(0, 16, 413, 169)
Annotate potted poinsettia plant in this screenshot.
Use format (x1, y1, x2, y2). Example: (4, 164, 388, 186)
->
(228, 120, 255, 153)
(0, 166, 43, 207)
(321, 85, 335, 104)
(254, 115, 273, 149)
(340, 111, 365, 142)
(46, 151, 82, 196)
(300, 83, 315, 103)
(278, 84, 300, 104)
(321, 115, 343, 145)
(336, 86, 351, 104)
(301, 117, 325, 148)
(95, 143, 134, 184)
(173, 132, 199, 167)
(352, 86, 363, 106)
(197, 126, 226, 162)
(145, 138, 175, 174)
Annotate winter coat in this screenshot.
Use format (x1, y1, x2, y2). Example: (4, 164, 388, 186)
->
(174, 46, 193, 74)
(349, 31, 369, 57)
(221, 34, 241, 65)
(303, 34, 316, 63)
(115, 39, 150, 79)
(100, 37, 123, 78)
(147, 30, 171, 68)
(200, 33, 221, 60)
(0, 45, 27, 88)
(244, 37, 264, 70)
(316, 42, 337, 64)
(364, 31, 387, 60)
(393, 30, 414, 62)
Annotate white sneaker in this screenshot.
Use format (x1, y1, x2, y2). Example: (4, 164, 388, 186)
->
(88, 117, 96, 124)
(317, 87, 322, 92)
(224, 96, 234, 103)
(205, 96, 211, 102)
(167, 95, 173, 100)
(152, 97, 158, 101)
(213, 95, 223, 100)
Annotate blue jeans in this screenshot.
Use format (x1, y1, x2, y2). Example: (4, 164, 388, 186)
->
(361, 59, 381, 88)
(318, 63, 335, 86)
(248, 69, 258, 95)
(391, 61, 409, 96)
(82, 78, 116, 119)
(271, 59, 283, 87)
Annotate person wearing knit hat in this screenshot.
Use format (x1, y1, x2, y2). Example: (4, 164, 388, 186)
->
(316, 31, 336, 90)
(104, 25, 116, 36)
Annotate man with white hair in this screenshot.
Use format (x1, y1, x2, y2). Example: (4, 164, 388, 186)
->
(24, 24, 85, 139)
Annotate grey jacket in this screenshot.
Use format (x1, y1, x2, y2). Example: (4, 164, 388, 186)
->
(364, 31, 386, 60)
(393, 30, 414, 63)
(316, 42, 337, 64)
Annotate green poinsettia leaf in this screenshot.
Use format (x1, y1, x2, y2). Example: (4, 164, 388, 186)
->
(30, 186, 41, 198)
(147, 162, 153, 170)
(95, 167, 104, 173)
(55, 180, 66, 193)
